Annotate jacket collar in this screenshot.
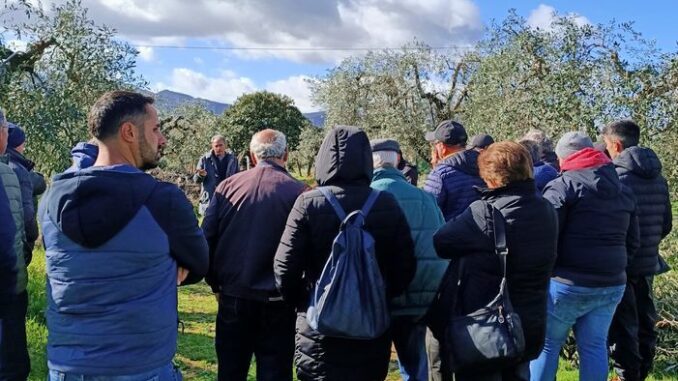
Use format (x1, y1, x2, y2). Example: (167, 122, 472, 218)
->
(256, 159, 289, 174)
(7, 148, 34, 171)
(479, 179, 537, 202)
(372, 165, 406, 182)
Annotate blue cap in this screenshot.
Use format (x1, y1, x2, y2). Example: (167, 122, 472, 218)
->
(7, 123, 25, 149)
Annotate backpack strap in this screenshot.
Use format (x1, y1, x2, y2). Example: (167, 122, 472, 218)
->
(317, 187, 346, 220)
(360, 190, 380, 217)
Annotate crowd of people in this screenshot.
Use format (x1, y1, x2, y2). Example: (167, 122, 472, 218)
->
(0, 90, 673, 381)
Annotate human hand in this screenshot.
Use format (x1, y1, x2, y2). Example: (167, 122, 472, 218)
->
(196, 168, 207, 177)
(177, 267, 189, 285)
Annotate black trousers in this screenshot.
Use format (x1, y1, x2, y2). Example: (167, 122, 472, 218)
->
(215, 295, 295, 381)
(0, 291, 30, 381)
(454, 361, 529, 381)
(609, 276, 657, 381)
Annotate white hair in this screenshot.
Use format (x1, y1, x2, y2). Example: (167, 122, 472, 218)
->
(211, 134, 226, 144)
(250, 129, 287, 161)
(372, 151, 399, 168)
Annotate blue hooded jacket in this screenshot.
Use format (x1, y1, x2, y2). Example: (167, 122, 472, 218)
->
(423, 149, 485, 221)
(67, 142, 99, 172)
(39, 164, 208, 375)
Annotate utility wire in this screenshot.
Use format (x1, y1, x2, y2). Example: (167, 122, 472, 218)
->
(132, 44, 474, 51)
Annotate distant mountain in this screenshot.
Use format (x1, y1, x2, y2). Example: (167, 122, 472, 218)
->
(152, 90, 230, 115)
(147, 89, 325, 126)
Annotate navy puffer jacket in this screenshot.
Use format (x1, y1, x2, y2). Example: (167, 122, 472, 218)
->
(614, 147, 673, 276)
(423, 149, 485, 221)
(543, 149, 640, 287)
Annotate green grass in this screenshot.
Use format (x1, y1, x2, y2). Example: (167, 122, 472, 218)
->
(25, 249, 678, 380)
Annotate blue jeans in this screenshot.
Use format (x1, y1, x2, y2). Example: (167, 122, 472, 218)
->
(48, 363, 182, 381)
(530, 280, 625, 381)
(392, 316, 428, 381)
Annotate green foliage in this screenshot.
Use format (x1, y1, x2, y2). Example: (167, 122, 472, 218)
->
(288, 125, 325, 177)
(0, 0, 145, 175)
(159, 103, 220, 174)
(311, 11, 678, 195)
(219, 91, 307, 159)
(310, 41, 468, 164)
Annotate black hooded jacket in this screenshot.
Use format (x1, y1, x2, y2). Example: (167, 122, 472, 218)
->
(614, 147, 673, 276)
(274, 126, 416, 381)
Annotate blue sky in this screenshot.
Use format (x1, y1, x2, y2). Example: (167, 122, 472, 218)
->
(9, 1, 677, 112)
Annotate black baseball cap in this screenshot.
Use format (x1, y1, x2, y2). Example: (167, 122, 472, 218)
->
(467, 134, 495, 150)
(425, 120, 468, 146)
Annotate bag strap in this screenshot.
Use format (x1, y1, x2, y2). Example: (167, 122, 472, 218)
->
(492, 206, 508, 279)
(318, 187, 346, 220)
(360, 190, 380, 217)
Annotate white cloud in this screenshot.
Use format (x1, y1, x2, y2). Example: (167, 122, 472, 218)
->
(79, 0, 483, 63)
(6, 39, 28, 52)
(155, 69, 319, 112)
(193, 57, 204, 65)
(527, 4, 590, 32)
(156, 68, 257, 104)
(265, 75, 317, 113)
(136, 46, 154, 61)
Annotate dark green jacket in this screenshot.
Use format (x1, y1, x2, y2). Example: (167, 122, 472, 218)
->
(371, 166, 447, 318)
(0, 155, 26, 294)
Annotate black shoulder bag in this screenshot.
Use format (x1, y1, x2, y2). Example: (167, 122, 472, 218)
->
(443, 206, 526, 372)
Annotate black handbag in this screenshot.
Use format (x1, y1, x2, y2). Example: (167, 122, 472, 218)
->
(443, 206, 526, 372)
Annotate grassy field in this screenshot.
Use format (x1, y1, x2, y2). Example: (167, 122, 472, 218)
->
(24, 248, 677, 380)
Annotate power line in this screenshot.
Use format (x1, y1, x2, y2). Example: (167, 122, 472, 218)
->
(132, 44, 474, 52)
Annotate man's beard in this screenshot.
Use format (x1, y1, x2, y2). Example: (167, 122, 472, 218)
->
(138, 136, 163, 171)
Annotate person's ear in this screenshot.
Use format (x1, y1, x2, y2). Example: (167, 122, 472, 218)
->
(249, 152, 258, 166)
(614, 140, 624, 155)
(119, 122, 138, 144)
(283, 150, 289, 163)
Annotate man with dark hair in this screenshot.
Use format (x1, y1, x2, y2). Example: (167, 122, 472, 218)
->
(39, 90, 209, 381)
(603, 120, 673, 381)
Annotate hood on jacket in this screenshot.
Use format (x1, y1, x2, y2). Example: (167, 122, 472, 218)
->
(7, 148, 35, 172)
(614, 146, 662, 180)
(560, 147, 611, 172)
(565, 162, 622, 199)
(69, 142, 99, 171)
(315, 125, 373, 186)
(438, 149, 480, 176)
(43, 165, 157, 248)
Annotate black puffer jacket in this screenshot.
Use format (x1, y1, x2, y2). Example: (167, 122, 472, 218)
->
(614, 147, 673, 276)
(433, 180, 558, 361)
(274, 126, 416, 381)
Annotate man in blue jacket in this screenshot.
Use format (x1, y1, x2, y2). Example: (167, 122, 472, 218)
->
(370, 139, 446, 381)
(39, 91, 209, 381)
(423, 120, 485, 222)
(194, 134, 239, 215)
(0, 111, 28, 381)
(603, 120, 673, 381)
